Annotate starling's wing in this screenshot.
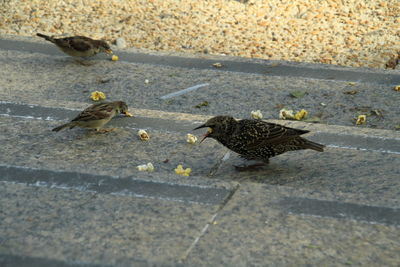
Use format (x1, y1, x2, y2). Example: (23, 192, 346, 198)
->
(238, 120, 309, 149)
(71, 103, 114, 122)
(56, 36, 94, 52)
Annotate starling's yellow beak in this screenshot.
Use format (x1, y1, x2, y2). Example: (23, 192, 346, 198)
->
(105, 49, 113, 54)
(123, 111, 133, 117)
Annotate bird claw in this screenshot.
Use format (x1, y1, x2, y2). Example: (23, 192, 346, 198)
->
(96, 128, 115, 133)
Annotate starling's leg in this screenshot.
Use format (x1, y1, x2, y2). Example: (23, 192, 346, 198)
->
(234, 162, 267, 172)
(234, 158, 269, 172)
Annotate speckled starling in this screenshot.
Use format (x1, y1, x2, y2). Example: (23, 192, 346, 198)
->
(194, 115, 324, 162)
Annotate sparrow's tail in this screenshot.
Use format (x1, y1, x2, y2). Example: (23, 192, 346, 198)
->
(302, 138, 325, 152)
(52, 123, 72, 132)
(37, 33, 55, 43)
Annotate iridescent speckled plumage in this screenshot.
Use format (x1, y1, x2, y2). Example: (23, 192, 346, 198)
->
(194, 115, 324, 162)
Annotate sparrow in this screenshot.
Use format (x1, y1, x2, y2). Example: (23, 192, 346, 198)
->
(52, 101, 133, 132)
(36, 33, 113, 58)
(194, 115, 324, 169)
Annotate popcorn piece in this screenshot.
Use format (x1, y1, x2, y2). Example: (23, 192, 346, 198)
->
(186, 133, 198, 144)
(137, 162, 155, 172)
(279, 108, 294, 120)
(111, 55, 119, 61)
(212, 62, 223, 68)
(138, 129, 150, 141)
(394, 85, 400, 91)
(90, 91, 106, 101)
(144, 79, 149, 84)
(294, 109, 308, 120)
(251, 110, 263, 119)
(124, 111, 133, 117)
(146, 162, 154, 172)
(174, 165, 192, 176)
(137, 164, 147, 171)
(356, 115, 366, 125)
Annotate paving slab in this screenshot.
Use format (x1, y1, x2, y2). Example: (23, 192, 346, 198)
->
(0, 182, 218, 266)
(185, 183, 400, 266)
(211, 142, 400, 207)
(0, 115, 225, 183)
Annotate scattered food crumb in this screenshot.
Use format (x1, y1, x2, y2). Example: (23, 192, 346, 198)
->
(98, 78, 111, 84)
(279, 108, 295, 120)
(348, 82, 357, 86)
(144, 79, 149, 84)
(294, 109, 308, 120)
(138, 129, 150, 141)
(370, 109, 383, 118)
(124, 111, 133, 117)
(356, 115, 367, 125)
(394, 85, 400, 91)
(290, 90, 307, 98)
(194, 101, 209, 108)
(175, 164, 192, 176)
(137, 162, 154, 172)
(251, 110, 263, 119)
(186, 134, 198, 144)
(212, 62, 223, 68)
(90, 91, 106, 101)
(111, 55, 119, 61)
(344, 90, 359, 95)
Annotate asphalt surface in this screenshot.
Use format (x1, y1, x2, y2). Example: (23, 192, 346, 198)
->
(0, 35, 400, 266)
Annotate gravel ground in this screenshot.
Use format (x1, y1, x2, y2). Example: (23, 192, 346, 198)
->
(1, 0, 399, 69)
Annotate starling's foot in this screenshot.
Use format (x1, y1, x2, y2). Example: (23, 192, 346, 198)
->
(96, 128, 116, 133)
(234, 162, 267, 172)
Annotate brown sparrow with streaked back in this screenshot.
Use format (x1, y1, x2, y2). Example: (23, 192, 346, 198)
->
(52, 101, 133, 132)
(37, 33, 113, 58)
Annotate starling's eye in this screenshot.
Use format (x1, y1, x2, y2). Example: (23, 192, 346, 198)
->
(207, 127, 213, 134)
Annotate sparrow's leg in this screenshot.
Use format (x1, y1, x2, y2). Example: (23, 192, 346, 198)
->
(96, 128, 116, 133)
(75, 59, 96, 66)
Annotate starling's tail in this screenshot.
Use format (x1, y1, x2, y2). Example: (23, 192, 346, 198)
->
(52, 123, 71, 132)
(37, 33, 55, 43)
(302, 138, 324, 152)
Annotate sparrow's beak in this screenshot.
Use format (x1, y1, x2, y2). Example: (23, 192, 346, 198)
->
(105, 49, 113, 54)
(123, 111, 133, 117)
